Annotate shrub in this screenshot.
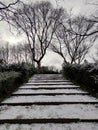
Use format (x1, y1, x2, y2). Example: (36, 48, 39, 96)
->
(0, 63, 37, 101)
(0, 63, 36, 82)
(36, 66, 59, 74)
(0, 71, 21, 100)
(63, 63, 98, 93)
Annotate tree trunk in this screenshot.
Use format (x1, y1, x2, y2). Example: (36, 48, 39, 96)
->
(37, 61, 41, 69)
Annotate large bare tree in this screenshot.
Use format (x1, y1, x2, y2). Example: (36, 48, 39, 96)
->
(51, 16, 95, 64)
(9, 1, 64, 68)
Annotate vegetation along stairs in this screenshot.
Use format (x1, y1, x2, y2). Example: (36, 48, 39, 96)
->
(0, 74, 98, 130)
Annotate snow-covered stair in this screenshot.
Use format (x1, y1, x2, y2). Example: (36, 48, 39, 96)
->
(0, 74, 98, 130)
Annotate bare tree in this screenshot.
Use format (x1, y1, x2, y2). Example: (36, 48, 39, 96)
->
(10, 44, 22, 64)
(69, 2, 98, 38)
(0, 0, 19, 10)
(9, 1, 64, 68)
(51, 16, 94, 64)
(0, 42, 10, 64)
(21, 43, 32, 64)
(91, 46, 98, 63)
(0, 41, 35, 64)
(0, 0, 20, 21)
(10, 43, 30, 64)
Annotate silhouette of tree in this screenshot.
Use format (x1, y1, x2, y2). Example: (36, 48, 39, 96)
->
(10, 1, 64, 68)
(51, 16, 94, 64)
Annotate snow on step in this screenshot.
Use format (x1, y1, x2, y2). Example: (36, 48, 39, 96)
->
(13, 89, 88, 94)
(0, 104, 98, 119)
(20, 84, 80, 89)
(28, 80, 70, 82)
(0, 123, 98, 130)
(2, 95, 98, 103)
(26, 82, 73, 85)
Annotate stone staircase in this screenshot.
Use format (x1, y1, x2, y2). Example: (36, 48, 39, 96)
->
(0, 74, 98, 130)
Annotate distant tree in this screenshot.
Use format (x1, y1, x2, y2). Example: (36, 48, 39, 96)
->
(0, 0, 20, 64)
(10, 43, 31, 64)
(11, 44, 23, 64)
(91, 46, 98, 63)
(21, 43, 32, 64)
(9, 1, 64, 68)
(51, 16, 94, 64)
(0, 42, 10, 64)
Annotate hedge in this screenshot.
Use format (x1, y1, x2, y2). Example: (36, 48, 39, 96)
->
(0, 63, 36, 101)
(36, 66, 59, 74)
(63, 63, 98, 93)
(0, 71, 21, 100)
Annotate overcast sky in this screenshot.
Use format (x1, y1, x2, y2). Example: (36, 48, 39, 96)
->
(0, 0, 97, 69)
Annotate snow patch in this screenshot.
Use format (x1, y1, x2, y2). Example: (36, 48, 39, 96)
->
(2, 95, 98, 103)
(0, 123, 98, 130)
(0, 104, 98, 119)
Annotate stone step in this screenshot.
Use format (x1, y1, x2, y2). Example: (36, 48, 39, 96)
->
(31, 74, 64, 80)
(26, 83, 74, 85)
(0, 123, 98, 130)
(13, 88, 88, 94)
(1, 102, 98, 106)
(2, 95, 98, 104)
(0, 104, 98, 120)
(19, 87, 79, 89)
(0, 118, 98, 124)
(21, 84, 79, 88)
(28, 80, 70, 82)
(11, 93, 90, 96)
